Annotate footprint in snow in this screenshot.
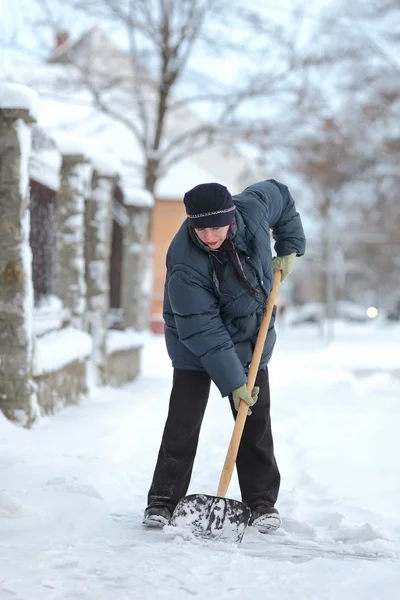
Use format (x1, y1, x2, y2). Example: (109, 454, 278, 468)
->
(0, 491, 32, 518)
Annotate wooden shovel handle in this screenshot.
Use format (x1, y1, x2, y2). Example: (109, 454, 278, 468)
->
(216, 270, 282, 497)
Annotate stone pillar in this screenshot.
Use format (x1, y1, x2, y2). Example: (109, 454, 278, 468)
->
(0, 108, 38, 426)
(57, 155, 92, 330)
(85, 171, 115, 383)
(122, 206, 153, 330)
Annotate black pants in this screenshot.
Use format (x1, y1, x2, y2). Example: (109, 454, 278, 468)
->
(147, 368, 280, 512)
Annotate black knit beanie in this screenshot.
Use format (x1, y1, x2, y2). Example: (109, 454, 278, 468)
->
(183, 183, 235, 228)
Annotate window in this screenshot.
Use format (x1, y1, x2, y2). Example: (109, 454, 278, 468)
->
(29, 179, 58, 304)
(108, 185, 128, 329)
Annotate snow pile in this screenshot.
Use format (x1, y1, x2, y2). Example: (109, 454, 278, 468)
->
(51, 131, 90, 158)
(0, 82, 40, 119)
(92, 153, 122, 177)
(0, 492, 31, 519)
(33, 327, 93, 376)
(0, 410, 24, 443)
(29, 147, 61, 191)
(124, 186, 154, 208)
(106, 328, 145, 354)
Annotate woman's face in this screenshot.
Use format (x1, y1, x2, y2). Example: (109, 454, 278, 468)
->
(194, 225, 230, 249)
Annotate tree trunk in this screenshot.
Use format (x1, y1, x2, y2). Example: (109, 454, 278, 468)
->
(145, 157, 159, 195)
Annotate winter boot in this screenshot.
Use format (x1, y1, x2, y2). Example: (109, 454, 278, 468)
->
(249, 504, 281, 533)
(143, 505, 172, 528)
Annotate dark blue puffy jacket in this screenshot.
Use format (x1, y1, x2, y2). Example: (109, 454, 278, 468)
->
(163, 179, 306, 396)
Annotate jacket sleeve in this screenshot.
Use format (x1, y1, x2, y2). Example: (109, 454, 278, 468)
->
(245, 179, 306, 257)
(167, 267, 247, 397)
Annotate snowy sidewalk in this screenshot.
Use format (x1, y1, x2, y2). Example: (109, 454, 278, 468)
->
(1, 329, 400, 599)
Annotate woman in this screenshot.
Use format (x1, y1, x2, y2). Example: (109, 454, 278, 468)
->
(143, 179, 306, 532)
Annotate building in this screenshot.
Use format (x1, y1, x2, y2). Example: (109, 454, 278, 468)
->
(12, 27, 258, 332)
(0, 82, 152, 426)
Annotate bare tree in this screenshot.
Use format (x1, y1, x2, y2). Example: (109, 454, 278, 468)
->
(14, 0, 314, 196)
(274, 0, 400, 316)
(331, 0, 400, 306)
(294, 117, 372, 329)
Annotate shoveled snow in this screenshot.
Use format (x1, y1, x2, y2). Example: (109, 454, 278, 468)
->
(32, 327, 93, 376)
(1, 323, 399, 599)
(0, 82, 40, 119)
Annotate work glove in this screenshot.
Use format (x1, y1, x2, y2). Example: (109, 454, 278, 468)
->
(272, 252, 296, 282)
(232, 384, 259, 415)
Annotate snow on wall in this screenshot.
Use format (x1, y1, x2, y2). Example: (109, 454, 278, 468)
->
(88, 261, 107, 291)
(29, 127, 62, 191)
(0, 82, 40, 120)
(57, 159, 92, 329)
(29, 150, 61, 191)
(77, 162, 93, 199)
(52, 131, 89, 158)
(128, 243, 142, 254)
(16, 118, 41, 423)
(106, 328, 145, 354)
(33, 327, 93, 376)
(124, 187, 154, 208)
(92, 177, 113, 206)
(17, 119, 32, 198)
(92, 153, 122, 177)
(33, 295, 63, 337)
(112, 200, 130, 226)
(60, 161, 92, 213)
(16, 120, 34, 359)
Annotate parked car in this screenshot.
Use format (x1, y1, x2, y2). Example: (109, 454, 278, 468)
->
(288, 301, 369, 326)
(336, 301, 369, 322)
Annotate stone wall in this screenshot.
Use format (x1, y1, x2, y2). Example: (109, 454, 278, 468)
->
(122, 205, 153, 330)
(0, 107, 38, 426)
(0, 87, 150, 427)
(85, 171, 115, 384)
(57, 155, 92, 330)
(34, 359, 88, 414)
(105, 347, 141, 386)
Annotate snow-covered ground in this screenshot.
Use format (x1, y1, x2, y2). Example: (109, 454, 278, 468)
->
(1, 322, 400, 599)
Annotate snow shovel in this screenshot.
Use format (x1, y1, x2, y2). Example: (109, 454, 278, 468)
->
(169, 270, 282, 544)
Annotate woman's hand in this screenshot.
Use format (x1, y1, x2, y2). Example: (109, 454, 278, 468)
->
(272, 253, 296, 281)
(232, 384, 259, 415)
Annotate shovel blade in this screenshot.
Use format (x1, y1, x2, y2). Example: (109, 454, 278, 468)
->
(169, 494, 251, 545)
